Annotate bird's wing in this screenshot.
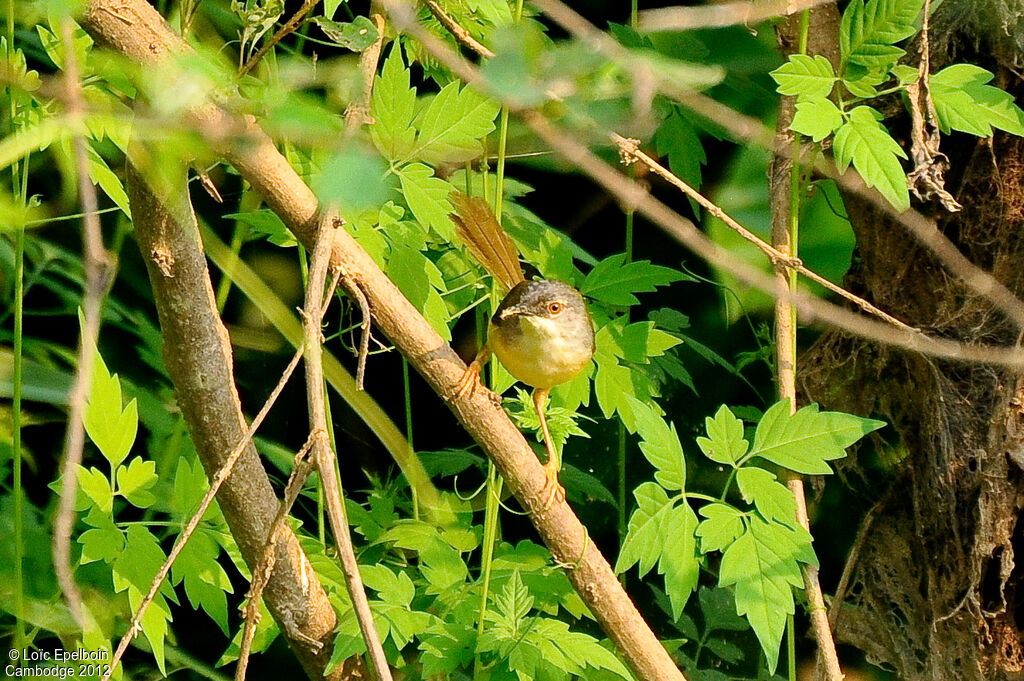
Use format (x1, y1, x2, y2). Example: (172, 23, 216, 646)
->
(448, 191, 525, 292)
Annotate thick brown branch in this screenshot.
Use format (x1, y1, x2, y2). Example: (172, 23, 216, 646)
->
(123, 156, 345, 680)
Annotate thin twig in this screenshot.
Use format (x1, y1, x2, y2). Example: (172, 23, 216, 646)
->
(103, 344, 307, 681)
(383, 0, 1024, 368)
(637, 0, 834, 31)
(53, 16, 115, 631)
(238, 0, 320, 77)
(770, 8, 843, 679)
(614, 134, 916, 333)
(339, 272, 372, 390)
(344, 6, 387, 131)
(422, 0, 494, 58)
(304, 213, 392, 681)
(236, 434, 318, 681)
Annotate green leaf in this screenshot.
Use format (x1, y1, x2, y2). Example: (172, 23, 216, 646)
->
(362, 565, 417, 606)
(83, 328, 139, 470)
(661, 502, 699, 619)
(408, 82, 499, 165)
(467, 0, 513, 25)
(371, 46, 417, 160)
(386, 242, 451, 340)
(719, 516, 812, 673)
(930, 64, 1024, 137)
(312, 16, 379, 51)
(36, 20, 92, 71)
(581, 253, 682, 306)
(506, 387, 589, 455)
(76, 465, 113, 513)
(615, 482, 673, 576)
(394, 162, 456, 240)
(736, 467, 798, 528)
(696, 502, 744, 553)
(593, 348, 658, 433)
(698, 586, 749, 632)
(833, 105, 909, 211)
(116, 457, 158, 508)
(315, 147, 394, 212)
(840, 0, 923, 70)
(112, 525, 175, 675)
(226, 209, 296, 247)
(751, 400, 885, 474)
(655, 106, 705, 214)
(891, 63, 918, 84)
(597, 317, 683, 366)
(86, 144, 130, 217)
(696, 404, 749, 465)
(770, 54, 837, 100)
(790, 98, 843, 142)
(79, 509, 124, 564)
(172, 529, 233, 635)
(626, 396, 686, 491)
(705, 638, 745, 664)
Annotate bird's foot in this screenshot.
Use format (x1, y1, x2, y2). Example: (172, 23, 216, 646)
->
(453, 364, 480, 401)
(541, 463, 565, 510)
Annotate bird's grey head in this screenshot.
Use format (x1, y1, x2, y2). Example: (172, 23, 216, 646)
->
(492, 280, 592, 340)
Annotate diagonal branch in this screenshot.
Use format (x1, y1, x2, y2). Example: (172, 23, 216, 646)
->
(613, 134, 915, 332)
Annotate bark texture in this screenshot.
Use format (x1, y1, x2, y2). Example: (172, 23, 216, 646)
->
(800, 4, 1024, 678)
(125, 162, 348, 680)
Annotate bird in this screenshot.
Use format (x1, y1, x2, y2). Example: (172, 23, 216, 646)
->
(448, 190, 595, 506)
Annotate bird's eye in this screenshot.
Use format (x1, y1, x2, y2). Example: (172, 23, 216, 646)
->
(547, 301, 563, 315)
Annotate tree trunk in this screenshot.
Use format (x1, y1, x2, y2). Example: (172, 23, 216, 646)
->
(800, 4, 1024, 678)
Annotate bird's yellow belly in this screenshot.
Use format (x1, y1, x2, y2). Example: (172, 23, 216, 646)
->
(489, 316, 592, 390)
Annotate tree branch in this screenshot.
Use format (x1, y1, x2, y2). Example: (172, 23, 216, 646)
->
(53, 15, 115, 631)
(304, 214, 393, 681)
(638, 0, 835, 32)
(123, 154, 347, 681)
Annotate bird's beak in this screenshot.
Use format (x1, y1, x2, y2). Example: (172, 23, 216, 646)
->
(497, 305, 529, 320)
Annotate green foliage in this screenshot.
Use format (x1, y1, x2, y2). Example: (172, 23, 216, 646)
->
(617, 400, 883, 672)
(313, 16, 380, 52)
(770, 0, 1024, 211)
(930, 64, 1024, 136)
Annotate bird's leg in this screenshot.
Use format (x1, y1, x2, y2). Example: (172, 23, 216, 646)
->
(454, 344, 491, 401)
(533, 388, 564, 507)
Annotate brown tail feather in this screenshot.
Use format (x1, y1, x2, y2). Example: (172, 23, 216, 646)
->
(448, 191, 524, 292)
